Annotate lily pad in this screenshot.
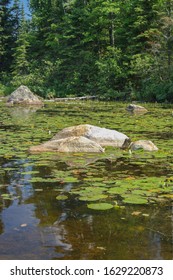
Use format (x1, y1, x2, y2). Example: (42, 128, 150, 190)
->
(56, 195, 68, 200)
(131, 189, 146, 196)
(122, 195, 149, 205)
(21, 171, 40, 175)
(79, 194, 108, 201)
(1, 193, 13, 200)
(29, 177, 57, 183)
(87, 202, 114, 210)
(63, 177, 79, 183)
(108, 187, 128, 195)
(92, 182, 106, 187)
(70, 186, 106, 196)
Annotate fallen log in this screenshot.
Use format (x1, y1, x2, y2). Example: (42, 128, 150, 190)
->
(45, 96, 96, 102)
(48, 96, 96, 102)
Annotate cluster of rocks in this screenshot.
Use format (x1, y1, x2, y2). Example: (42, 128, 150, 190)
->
(5, 85, 158, 153)
(29, 124, 158, 153)
(29, 124, 130, 153)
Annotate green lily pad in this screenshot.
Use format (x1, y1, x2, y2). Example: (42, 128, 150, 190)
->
(92, 182, 106, 187)
(21, 171, 40, 175)
(1, 193, 13, 200)
(103, 180, 116, 184)
(29, 177, 57, 182)
(63, 177, 79, 183)
(159, 194, 173, 199)
(87, 202, 114, 210)
(56, 195, 68, 200)
(1, 193, 10, 197)
(108, 187, 128, 195)
(71, 186, 106, 196)
(131, 189, 146, 196)
(84, 177, 103, 182)
(122, 195, 149, 205)
(79, 194, 108, 201)
(114, 203, 126, 209)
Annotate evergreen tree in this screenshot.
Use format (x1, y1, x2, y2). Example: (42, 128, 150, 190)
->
(132, 0, 173, 102)
(0, 0, 14, 74)
(12, 4, 30, 85)
(1, 0, 172, 102)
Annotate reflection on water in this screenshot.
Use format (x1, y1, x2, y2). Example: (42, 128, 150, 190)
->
(7, 105, 43, 123)
(0, 157, 172, 260)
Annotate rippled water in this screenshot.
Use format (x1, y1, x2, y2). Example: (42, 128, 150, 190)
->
(0, 101, 173, 259)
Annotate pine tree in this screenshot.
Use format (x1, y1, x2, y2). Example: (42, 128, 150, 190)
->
(0, 0, 14, 74)
(145, 0, 173, 101)
(12, 4, 30, 85)
(9, 0, 171, 101)
(158, 0, 173, 80)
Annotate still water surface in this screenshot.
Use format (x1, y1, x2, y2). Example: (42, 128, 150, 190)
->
(0, 101, 172, 259)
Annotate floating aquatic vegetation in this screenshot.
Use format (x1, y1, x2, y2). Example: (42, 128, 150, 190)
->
(34, 160, 52, 167)
(79, 194, 108, 201)
(108, 186, 129, 195)
(56, 195, 68, 200)
(84, 177, 104, 182)
(67, 175, 173, 208)
(3, 167, 17, 171)
(87, 202, 114, 210)
(92, 182, 106, 187)
(0, 193, 18, 201)
(62, 177, 79, 183)
(0, 101, 173, 212)
(122, 195, 149, 205)
(21, 170, 40, 175)
(1, 193, 12, 199)
(29, 177, 58, 183)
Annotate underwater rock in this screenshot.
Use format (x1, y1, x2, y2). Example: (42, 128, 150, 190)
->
(130, 140, 158, 151)
(29, 136, 105, 153)
(6, 85, 43, 106)
(52, 124, 130, 148)
(126, 104, 148, 113)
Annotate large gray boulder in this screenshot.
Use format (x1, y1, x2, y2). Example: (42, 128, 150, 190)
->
(29, 136, 104, 153)
(52, 124, 130, 148)
(130, 140, 158, 151)
(6, 85, 43, 105)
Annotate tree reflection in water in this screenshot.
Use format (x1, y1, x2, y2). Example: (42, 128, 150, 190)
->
(0, 157, 172, 260)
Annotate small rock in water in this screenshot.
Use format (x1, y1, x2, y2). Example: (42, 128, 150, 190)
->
(6, 85, 43, 106)
(126, 104, 148, 113)
(130, 140, 158, 151)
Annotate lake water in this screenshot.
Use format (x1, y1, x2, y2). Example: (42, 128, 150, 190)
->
(0, 101, 173, 259)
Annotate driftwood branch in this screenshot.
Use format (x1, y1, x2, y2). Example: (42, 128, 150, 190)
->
(45, 96, 96, 102)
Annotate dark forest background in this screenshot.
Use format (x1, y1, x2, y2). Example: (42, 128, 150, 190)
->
(1, 0, 173, 102)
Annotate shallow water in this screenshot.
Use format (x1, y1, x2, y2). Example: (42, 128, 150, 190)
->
(0, 101, 173, 259)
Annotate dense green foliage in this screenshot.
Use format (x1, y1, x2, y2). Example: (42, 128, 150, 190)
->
(1, 0, 173, 101)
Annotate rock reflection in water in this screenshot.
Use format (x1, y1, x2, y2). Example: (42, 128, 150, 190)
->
(7, 105, 42, 124)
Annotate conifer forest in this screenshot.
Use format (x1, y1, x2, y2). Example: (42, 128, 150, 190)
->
(1, 0, 173, 102)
